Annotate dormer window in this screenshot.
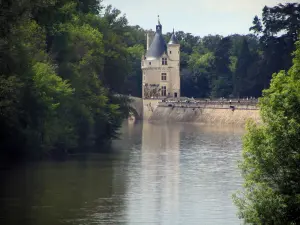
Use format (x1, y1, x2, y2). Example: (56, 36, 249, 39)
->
(162, 57, 167, 65)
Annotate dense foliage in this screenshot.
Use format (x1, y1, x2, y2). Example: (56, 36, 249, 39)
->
(176, 2, 300, 98)
(0, 0, 144, 160)
(233, 38, 300, 224)
(1, 1, 299, 160)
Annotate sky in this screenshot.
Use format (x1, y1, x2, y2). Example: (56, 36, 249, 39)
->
(103, 0, 293, 37)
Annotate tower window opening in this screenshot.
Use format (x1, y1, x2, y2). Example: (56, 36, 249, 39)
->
(149, 62, 151, 65)
(161, 73, 167, 81)
(169, 51, 172, 54)
(162, 57, 167, 65)
(161, 86, 167, 96)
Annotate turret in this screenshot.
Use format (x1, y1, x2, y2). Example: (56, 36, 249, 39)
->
(168, 29, 180, 61)
(142, 17, 181, 99)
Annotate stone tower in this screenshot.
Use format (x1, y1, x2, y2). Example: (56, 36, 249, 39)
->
(141, 18, 180, 99)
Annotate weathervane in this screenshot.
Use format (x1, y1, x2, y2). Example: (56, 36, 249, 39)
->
(158, 15, 161, 25)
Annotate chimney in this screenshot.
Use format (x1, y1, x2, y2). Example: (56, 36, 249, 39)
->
(146, 30, 154, 50)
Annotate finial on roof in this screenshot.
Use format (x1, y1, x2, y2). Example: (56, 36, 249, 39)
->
(168, 28, 179, 45)
(158, 15, 161, 25)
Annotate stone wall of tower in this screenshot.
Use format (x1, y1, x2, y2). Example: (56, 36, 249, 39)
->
(167, 44, 180, 97)
(142, 54, 180, 98)
(168, 65, 180, 98)
(167, 44, 180, 61)
(142, 56, 171, 98)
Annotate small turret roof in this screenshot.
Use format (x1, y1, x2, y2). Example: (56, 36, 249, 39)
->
(168, 29, 179, 45)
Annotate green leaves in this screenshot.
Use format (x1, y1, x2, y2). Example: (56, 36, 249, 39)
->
(32, 62, 73, 110)
(0, 75, 23, 125)
(0, 0, 131, 159)
(234, 39, 300, 224)
(234, 39, 254, 98)
(179, 3, 297, 99)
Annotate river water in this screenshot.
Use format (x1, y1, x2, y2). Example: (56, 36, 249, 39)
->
(0, 122, 244, 225)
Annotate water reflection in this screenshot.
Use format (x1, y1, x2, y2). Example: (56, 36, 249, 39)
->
(178, 123, 243, 224)
(125, 122, 181, 224)
(0, 156, 127, 225)
(122, 122, 243, 225)
(0, 122, 244, 225)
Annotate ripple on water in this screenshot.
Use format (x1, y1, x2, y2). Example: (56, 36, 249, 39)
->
(0, 122, 244, 225)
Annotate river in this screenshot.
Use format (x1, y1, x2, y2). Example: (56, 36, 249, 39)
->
(0, 122, 244, 225)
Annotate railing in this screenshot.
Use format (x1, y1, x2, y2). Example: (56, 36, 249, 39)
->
(158, 99, 259, 110)
(143, 96, 168, 100)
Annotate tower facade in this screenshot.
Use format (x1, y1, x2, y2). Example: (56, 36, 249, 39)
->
(141, 19, 180, 99)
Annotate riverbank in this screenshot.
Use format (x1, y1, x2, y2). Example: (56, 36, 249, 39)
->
(128, 97, 261, 125)
(149, 106, 261, 126)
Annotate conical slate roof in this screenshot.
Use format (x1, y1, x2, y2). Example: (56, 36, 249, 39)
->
(145, 21, 167, 59)
(168, 29, 179, 45)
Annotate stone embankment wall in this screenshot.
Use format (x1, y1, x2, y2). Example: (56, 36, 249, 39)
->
(148, 101, 261, 125)
(143, 99, 161, 120)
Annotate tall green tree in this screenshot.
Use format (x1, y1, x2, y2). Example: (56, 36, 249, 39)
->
(0, 0, 130, 160)
(233, 38, 300, 224)
(202, 35, 223, 53)
(211, 37, 232, 97)
(125, 44, 144, 97)
(250, 3, 300, 90)
(185, 52, 215, 97)
(234, 39, 252, 97)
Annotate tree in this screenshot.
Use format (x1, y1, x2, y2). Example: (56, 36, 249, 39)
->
(233, 39, 300, 224)
(234, 39, 252, 98)
(184, 52, 215, 97)
(251, 3, 300, 43)
(0, 0, 130, 160)
(211, 37, 232, 97)
(125, 44, 144, 97)
(250, 3, 300, 92)
(202, 35, 223, 52)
